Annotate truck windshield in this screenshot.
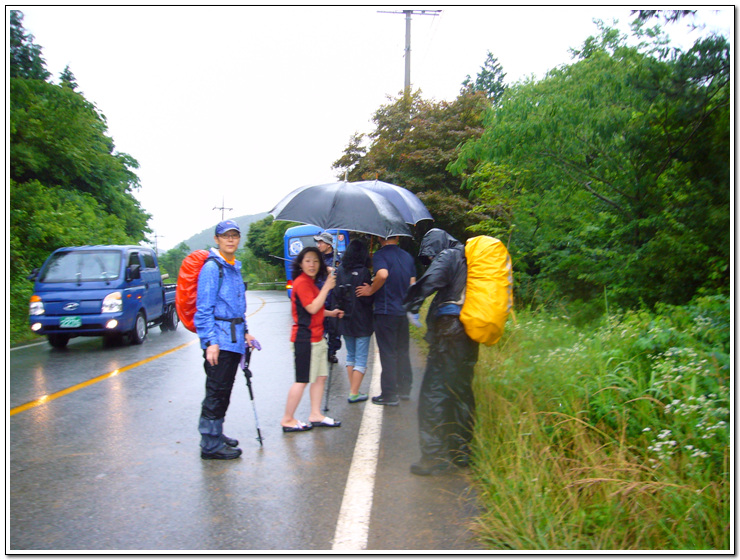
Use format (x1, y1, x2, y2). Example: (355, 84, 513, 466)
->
(39, 251, 122, 283)
(287, 235, 318, 259)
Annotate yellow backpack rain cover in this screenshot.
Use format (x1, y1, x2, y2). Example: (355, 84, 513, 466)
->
(460, 236, 513, 346)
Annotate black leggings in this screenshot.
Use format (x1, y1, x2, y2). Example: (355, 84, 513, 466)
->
(200, 349, 241, 420)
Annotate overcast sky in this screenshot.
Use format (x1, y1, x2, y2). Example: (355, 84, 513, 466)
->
(12, 6, 732, 251)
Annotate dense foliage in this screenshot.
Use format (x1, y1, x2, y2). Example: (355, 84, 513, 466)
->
(327, 18, 731, 317)
(9, 10, 150, 342)
(467, 294, 730, 549)
(156, 242, 192, 283)
(450, 21, 730, 310)
(333, 88, 492, 242)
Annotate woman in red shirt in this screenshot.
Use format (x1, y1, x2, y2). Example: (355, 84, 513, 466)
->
(281, 246, 345, 432)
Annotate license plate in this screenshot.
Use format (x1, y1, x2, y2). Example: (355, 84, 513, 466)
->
(60, 316, 82, 328)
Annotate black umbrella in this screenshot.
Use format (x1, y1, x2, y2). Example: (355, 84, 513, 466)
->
(269, 182, 412, 239)
(351, 180, 433, 225)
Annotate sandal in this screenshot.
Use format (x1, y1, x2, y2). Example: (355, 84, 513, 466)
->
(311, 416, 341, 428)
(282, 421, 313, 433)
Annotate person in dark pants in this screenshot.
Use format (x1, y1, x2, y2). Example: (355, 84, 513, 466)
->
(315, 231, 342, 363)
(356, 236, 416, 406)
(334, 238, 374, 403)
(195, 220, 258, 460)
(403, 229, 480, 475)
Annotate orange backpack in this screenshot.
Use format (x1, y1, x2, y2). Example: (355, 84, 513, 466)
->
(175, 250, 223, 333)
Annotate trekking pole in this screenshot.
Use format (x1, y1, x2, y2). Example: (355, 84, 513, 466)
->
(241, 344, 264, 446)
(323, 356, 333, 412)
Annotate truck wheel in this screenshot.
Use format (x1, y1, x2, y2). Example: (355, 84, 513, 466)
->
(48, 334, 70, 349)
(130, 311, 148, 345)
(161, 305, 179, 332)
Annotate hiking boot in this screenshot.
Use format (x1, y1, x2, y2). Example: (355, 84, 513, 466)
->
(371, 395, 399, 406)
(410, 457, 452, 476)
(221, 435, 239, 447)
(201, 445, 243, 460)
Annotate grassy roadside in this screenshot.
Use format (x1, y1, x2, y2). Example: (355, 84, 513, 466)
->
(411, 295, 730, 550)
(469, 296, 730, 550)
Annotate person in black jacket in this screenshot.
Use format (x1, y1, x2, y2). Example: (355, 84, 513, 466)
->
(334, 239, 374, 403)
(403, 229, 479, 475)
(315, 231, 342, 363)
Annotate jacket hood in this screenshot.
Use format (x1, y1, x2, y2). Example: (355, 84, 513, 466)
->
(419, 229, 462, 263)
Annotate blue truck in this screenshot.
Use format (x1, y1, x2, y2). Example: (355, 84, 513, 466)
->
(283, 225, 349, 297)
(27, 245, 179, 348)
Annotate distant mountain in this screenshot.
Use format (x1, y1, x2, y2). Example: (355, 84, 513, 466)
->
(177, 212, 269, 251)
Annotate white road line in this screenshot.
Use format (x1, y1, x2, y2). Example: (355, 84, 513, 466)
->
(9, 341, 48, 351)
(332, 340, 383, 551)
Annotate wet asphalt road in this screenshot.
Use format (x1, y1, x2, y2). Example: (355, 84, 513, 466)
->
(8, 290, 483, 552)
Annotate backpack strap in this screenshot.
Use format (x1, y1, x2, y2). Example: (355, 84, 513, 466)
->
(207, 257, 244, 344)
(205, 256, 224, 294)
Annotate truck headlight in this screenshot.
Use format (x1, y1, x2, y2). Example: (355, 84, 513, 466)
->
(102, 291, 123, 313)
(29, 295, 45, 316)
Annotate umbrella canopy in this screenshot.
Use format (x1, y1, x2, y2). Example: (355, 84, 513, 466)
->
(269, 182, 412, 238)
(351, 180, 433, 225)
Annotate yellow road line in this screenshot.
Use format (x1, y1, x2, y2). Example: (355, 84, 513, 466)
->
(247, 295, 266, 317)
(9, 340, 197, 416)
(10, 295, 268, 417)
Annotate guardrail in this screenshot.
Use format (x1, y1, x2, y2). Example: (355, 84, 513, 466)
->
(251, 280, 286, 290)
(162, 281, 286, 290)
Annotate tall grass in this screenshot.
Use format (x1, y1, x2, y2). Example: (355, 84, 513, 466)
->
(469, 295, 730, 550)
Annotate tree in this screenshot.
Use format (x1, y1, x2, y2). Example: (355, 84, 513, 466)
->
(631, 10, 696, 26)
(462, 51, 507, 104)
(451, 20, 730, 308)
(236, 246, 283, 287)
(246, 215, 295, 265)
(9, 10, 51, 81)
(157, 242, 191, 281)
(9, 11, 151, 343)
(59, 65, 79, 91)
(333, 132, 367, 177)
(10, 78, 149, 239)
(333, 88, 490, 241)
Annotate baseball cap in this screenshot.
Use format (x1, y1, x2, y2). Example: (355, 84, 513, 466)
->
(215, 220, 241, 236)
(314, 232, 333, 244)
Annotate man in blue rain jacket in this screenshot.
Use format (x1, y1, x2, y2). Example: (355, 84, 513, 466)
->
(195, 219, 257, 460)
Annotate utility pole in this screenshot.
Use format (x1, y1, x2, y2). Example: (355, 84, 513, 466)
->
(152, 232, 164, 256)
(378, 9, 441, 101)
(213, 196, 233, 221)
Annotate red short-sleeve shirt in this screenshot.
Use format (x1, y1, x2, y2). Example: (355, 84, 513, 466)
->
(291, 273, 325, 343)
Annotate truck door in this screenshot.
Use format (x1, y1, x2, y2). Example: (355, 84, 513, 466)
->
(126, 251, 146, 317)
(140, 249, 164, 322)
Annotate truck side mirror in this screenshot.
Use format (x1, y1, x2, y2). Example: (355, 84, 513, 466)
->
(127, 264, 141, 281)
(27, 268, 40, 281)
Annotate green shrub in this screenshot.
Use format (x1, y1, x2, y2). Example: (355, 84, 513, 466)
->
(470, 294, 730, 550)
